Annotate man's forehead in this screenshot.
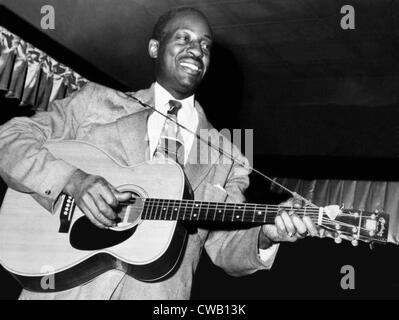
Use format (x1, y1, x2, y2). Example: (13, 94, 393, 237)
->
(164, 11, 213, 38)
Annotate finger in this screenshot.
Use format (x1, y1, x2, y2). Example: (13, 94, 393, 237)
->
(279, 197, 294, 207)
(291, 214, 307, 235)
(292, 198, 303, 209)
(83, 194, 115, 227)
(95, 193, 117, 220)
(274, 214, 287, 235)
(98, 184, 119, 208)
(108, 185, 132, 204)
(280, 211, 296, 237)
(115, 191, 132, 202)
(303, 216, 318, 236)
(280, 197, 303, 208)
(79, 201, 107, 229)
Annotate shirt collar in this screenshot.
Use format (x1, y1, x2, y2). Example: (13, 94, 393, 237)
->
(154, 82, 194, 112)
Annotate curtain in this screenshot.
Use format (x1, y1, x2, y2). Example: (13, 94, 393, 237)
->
(0, 26, 88, 110)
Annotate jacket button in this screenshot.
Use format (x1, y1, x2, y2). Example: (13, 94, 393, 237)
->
(45, 190, 51, 195)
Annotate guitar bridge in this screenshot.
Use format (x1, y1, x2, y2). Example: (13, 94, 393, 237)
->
(58, 195, 76, 233)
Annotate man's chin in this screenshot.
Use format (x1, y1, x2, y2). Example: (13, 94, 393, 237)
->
(178, 80, 200, 96)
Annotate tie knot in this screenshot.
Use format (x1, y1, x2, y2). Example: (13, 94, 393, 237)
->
(167, 100, 182, 116)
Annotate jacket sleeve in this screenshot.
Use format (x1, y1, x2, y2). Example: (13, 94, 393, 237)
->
(0, 83, 97, 211)
(204, 146, 278, 276)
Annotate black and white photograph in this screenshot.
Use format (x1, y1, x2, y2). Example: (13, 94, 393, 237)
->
(0, 0, 398, 307)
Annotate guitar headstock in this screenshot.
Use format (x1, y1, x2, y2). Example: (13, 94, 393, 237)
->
(319, 206, 389, 246)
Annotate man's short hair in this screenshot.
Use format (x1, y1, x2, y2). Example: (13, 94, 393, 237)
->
(151, 7, 209, 42)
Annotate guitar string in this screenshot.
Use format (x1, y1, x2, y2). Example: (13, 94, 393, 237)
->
(124, 93, 318, 208)
(120, 205, 377, 221)
(123, 199, 379, 231)
(117, 203, 375, 233)
(132, 203, 380, 237)
(121, 198, 377, 218)
(119, 208, 376, 236)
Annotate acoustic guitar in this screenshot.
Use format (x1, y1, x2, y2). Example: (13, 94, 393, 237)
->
(0, 140, 389, 292)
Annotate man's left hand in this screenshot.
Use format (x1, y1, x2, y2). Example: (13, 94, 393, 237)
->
(259, 197, 319, 248)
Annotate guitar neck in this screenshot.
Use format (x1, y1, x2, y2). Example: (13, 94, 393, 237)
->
(118, 197, 389, 245)
(136, 198, 320, 224)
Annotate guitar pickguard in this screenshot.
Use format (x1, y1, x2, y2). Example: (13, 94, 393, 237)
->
(70, 216, 136, 251)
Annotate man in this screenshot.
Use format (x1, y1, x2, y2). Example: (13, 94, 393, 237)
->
(0, 7, 317, 299)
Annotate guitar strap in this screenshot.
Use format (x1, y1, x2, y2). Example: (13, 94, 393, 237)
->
(125, 92, 317, 208)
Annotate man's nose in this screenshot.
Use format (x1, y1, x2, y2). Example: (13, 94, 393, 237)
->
(187, 40, 203, 58)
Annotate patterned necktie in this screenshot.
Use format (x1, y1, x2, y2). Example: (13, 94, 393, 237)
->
(153, 100, 185, 166)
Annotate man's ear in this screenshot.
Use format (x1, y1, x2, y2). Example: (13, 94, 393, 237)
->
(148, 39, 159, 59)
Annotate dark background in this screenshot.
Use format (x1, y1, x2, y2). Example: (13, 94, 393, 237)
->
(1, 0, 399, 299)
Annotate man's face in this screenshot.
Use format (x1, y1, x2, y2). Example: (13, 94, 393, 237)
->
(149, 11, 213, 99)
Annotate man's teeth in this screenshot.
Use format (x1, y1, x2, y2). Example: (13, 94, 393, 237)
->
(180, 62, 200, 72)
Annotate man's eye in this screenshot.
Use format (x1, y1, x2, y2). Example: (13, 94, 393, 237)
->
(178, 35, 190, 42)
(202, 43, 211, 51)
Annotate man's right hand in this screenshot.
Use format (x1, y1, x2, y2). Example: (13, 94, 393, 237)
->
(63, 169, 132, 229)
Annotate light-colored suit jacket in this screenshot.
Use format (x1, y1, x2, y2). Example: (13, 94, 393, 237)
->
(0, 82, 276, 299)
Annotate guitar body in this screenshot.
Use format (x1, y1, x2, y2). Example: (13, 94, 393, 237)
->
(0, 140, 188, 292)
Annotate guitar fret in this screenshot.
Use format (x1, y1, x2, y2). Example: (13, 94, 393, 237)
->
(189, 201, 195, 221)
(236, 204, 243, 222)
(204, 202, 210, 221)
(154, 199, 160, 220)
(231, 204, 236, 222)
(220, 203, 225, 221)
(263, 205, 268, 223)
(190, 203, 198, 221)
(190, 201, 199, 220)
(142, 199, 148, 220)
(161, 199, 167, 220)
(165, 199, 169, 220)
(220, 203, 226, 222)
(204, 201, 210, 221)
(175, 199, 181, 220)
(162, 199, 168, 220)
(154, 199, 159, 220)
(194, 201, 202, 221)
(260, 205, 266, 222)
(156, 199, 161, 220)
(148, 199, 155, 220)
(158, 199, 164, 220)
(163, 199, 169, 220)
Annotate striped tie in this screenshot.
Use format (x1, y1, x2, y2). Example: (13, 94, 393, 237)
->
(154, 100, 185, 166)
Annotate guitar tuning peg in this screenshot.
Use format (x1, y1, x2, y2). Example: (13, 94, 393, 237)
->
(334, 236, 342, 244)
(351, 239, 359, 247)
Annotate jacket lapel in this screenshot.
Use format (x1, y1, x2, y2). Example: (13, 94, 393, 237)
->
(184, 101, 221, 191)
(116, 84, 155, 165)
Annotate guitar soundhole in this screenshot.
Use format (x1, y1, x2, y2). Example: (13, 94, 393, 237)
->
(69, 217, 136, 251)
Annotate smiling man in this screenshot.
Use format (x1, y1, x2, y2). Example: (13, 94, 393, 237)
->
(0, 7, 317, 299)
(149, 9, 212, 99)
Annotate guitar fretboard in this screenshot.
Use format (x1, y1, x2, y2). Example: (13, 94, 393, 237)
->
(137, 198, 320, 224)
